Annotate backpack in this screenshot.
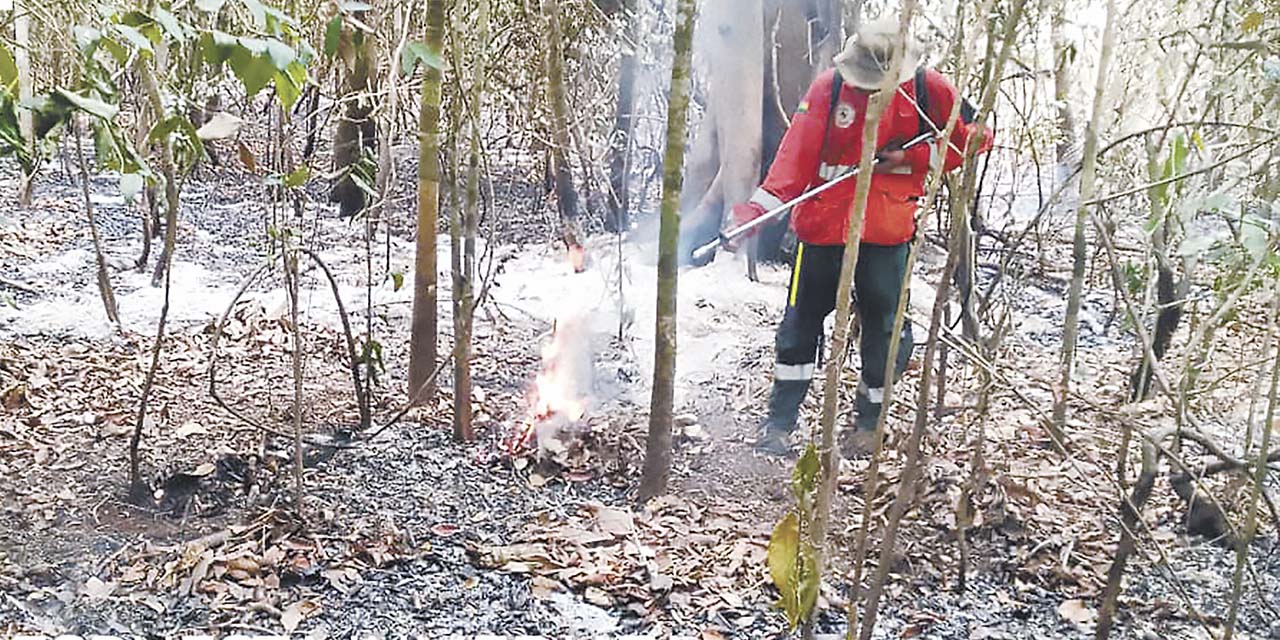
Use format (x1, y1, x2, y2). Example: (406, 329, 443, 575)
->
(821, 67, 977, 158)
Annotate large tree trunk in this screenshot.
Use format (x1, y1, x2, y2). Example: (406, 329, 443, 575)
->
(331, 15, 379, 218)
(677, 0, 841, 266)
(409, 0, 445, 404)
(14, 0, 33, 206)
(544, 0, 582, 251)
(606, 0, 639, 232)
(637, 0, 696, 503)
(675, 0, 763, 263)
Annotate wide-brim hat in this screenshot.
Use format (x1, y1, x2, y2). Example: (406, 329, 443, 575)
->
(833, 18, 922, 90)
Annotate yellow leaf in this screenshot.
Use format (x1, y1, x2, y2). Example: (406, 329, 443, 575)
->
(1241, 11, 1263, 34)
(766, 512, 799, 595)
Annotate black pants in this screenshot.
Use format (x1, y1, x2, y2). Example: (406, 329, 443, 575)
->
(764, 242, 914, 433)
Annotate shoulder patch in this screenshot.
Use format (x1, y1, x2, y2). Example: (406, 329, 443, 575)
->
(796, 100, 809, 114)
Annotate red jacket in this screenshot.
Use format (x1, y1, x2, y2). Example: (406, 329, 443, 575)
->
(748, 68, 991, 246)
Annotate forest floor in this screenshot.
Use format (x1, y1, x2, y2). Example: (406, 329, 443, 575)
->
(1, 155, 1279, 639)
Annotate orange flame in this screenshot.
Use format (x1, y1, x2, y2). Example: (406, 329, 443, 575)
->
(503, 321, 589, 456)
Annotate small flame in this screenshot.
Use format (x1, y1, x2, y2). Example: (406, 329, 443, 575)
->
(503, 316, 590, 457)
(568, 244, 587, 273)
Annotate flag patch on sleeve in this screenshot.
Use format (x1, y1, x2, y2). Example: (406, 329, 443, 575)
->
(796, 100, 809, 114)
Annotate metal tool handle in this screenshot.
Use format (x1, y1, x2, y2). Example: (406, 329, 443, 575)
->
(691, 131, 936, 263)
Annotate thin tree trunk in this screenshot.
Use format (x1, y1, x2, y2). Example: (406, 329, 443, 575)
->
(857, 0, 1024, 635)
(285, 248, 305, 510)
(637, 0, 696, 503)
(453, 0, 489, 442)
(74, 121, 120, 327)
(1223, 285, 1280, 640)
(543, 0, 582, 251)
(1051, 0, 1075, 169)
(129, 57, 182, 499)
(1052, 0, 1116, 444)
(409, 0, 445, 404)
(606, 0, 639, 232)
(807, 5, 917, 638)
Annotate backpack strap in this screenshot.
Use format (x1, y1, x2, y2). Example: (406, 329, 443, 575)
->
(914, 67, 933, 138)
(819, 71, 844, 163)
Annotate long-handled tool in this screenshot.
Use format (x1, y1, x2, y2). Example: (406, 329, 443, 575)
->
(690, 131, 935, 263)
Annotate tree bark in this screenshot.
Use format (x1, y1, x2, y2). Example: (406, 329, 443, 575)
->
(409, 0, 445, 404)
(1052, 0, 1116, 443)
(606, 0, 639, 232)
(637, 0, 696, 503)
(453, 0, 488, 442)
(543, 0, 582, 249)
(14, 0, 33, 206)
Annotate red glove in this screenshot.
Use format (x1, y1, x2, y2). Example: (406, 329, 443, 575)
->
(725, 202, 767, 252)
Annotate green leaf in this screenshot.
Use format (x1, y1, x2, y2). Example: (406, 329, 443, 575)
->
(401, 41, 444, 76)
(55, 89, 118, 121)
(265, 40, 296, 70)
(153, 8, 187, 42)
(283, 164, 309, 188)
(120, 173, 144, 201)
(796, 542, 820, 628)
(74, 26, 102, 54)
(791, 442, 820, 502)
(324, 16, 342, 58)
(0, 44, 18, 94)
(195, 0, 226, 12)
(201, 31, 239, 65)
(113, 24, 154, 54)
(390, 271, 404, 291)
(273, 69, 301, 110)
(229, 48, 275, 97)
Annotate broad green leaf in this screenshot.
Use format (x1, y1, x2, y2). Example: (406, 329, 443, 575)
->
(201, 31, 238, 65)
(401, 41, 444, 76)
(1241, 217, 1270, 262)
(0, 44, 17, 93)
(265, 40, 295, 70)
(113, 24, 154, 54)
(120, 173, 144, 201)
(238, 37, 269, 56)
(285, 60, 307, 88)
(55, 89, 118, 121)
(273, 69, 301, 110)
(73, 26, 102, 54)
(283, 164, 309, 188)
(791, 442, 820, 502)
(229, 49, 274, 97)
(195, 0, 226, 12)
(324, 15, 342, 58)
(153, 8, 187, 42)
(148, 115, 183, 145)
(766, 512, 799, 603)
(796, 542, 820, 628)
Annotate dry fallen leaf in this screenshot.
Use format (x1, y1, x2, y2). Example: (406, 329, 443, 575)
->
(82, 576, 116, 600)
(584, 586, 612, 607)
(595, 506, 634, 537)
(530, 576, 561, 599)
(1057, 598, 1096, 630)
(281, 599, 321, 633)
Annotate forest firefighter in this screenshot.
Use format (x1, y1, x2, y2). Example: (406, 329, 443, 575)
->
(730, 19, 993, 457)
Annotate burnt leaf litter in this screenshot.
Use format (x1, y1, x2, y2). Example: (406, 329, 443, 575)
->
(1, 158, 1278, 639)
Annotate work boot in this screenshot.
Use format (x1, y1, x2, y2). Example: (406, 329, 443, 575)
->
(753, 379, 809, 457)
(839, 427, 877, 459)
(753, 429, 794, 457)
(854, 382, 883, 430)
